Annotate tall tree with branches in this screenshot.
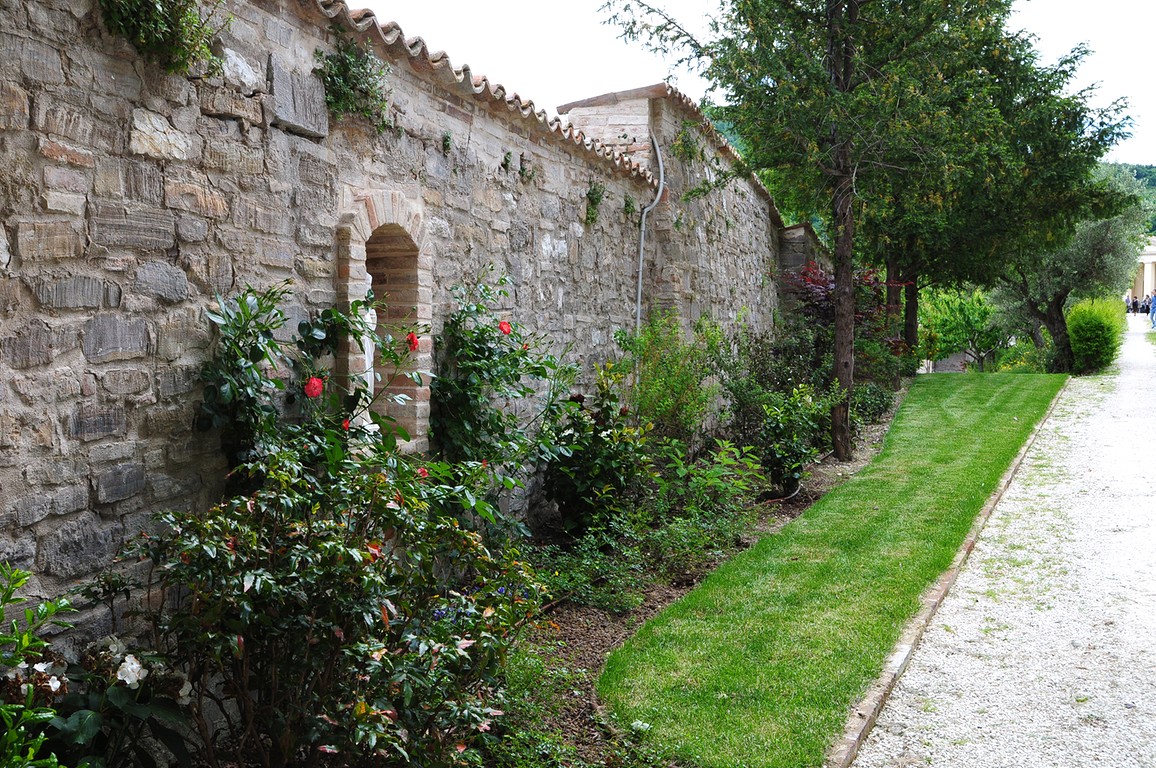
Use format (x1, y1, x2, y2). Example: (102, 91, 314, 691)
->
(604, 0, 1018, 458)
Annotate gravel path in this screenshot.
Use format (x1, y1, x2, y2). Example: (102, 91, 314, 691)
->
(852, 314, 1156, 768)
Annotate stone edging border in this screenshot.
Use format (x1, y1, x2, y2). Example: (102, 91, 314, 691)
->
(824, 376, 1072, 768)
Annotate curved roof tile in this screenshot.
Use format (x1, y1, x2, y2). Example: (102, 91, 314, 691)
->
(311, 0, 656, 183)
(309, 0, 773, 209)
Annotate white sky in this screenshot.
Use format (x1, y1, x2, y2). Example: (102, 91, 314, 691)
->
(359, 0, 1152, 164)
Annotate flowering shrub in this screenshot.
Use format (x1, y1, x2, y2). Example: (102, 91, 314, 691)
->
(127, 284, 541, 768)
(430, 273, 575, 472)
(0, 562, 71, 768)
(44, 637, 193, 768)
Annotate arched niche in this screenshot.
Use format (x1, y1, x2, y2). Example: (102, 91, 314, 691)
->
(336, 191, 431, 453)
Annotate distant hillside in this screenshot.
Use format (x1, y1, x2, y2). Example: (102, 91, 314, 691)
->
(1112, 163, 1156, 234)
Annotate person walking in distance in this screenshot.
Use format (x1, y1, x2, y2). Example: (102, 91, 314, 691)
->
(1149, 290, 1156, 329)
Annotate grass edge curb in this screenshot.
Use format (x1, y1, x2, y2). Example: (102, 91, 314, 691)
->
(824, 376, 1072, 768)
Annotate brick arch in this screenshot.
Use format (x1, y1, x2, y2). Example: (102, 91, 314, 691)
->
(336, 190, 432, 452)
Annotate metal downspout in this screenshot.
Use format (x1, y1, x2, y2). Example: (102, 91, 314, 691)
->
(636, 131, 665, 331)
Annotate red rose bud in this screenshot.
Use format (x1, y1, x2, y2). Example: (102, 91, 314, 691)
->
(304, 376, 324, 398)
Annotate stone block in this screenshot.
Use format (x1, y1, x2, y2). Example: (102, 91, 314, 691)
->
(269, 56, 328, 139)
(232, 195, 292, 236)
(0, 277, 24, 312)
(176, 214, 210, 243)
(150, 472, 202, 502)
(81, 314, 151, 363)
(135, 261, 189, 305)
(156, 308, 210, 360)
(43, 191, 87, 215)
(25, 458, 86, 486)
(157, 365, 198, 398)
(129, 108, 198, 161)
(38, 137, 95, 167)
(16, 219, 83, 261)
(31, 275, 121, 309)
(37, 514, 121, 578)
(99, 369, 151, 395)
(0, 319, 54, 369)
(222, 47, 265, 95)
(21, 37, 63, 84)
(89, 201, 175, 251)
(33, 97, 94, 147)
(0, 535, 35, 570)
(164, 169, 229, 219)
(0, 226, 9, 270)
(72, 48, 142, 102)
(203, 141, 265, 175)
(68, 403, 127, 441)
(199, 84, 263, 123)
(43, 166, 89, 193)
(145, 407, 193, 438)
(0, 80, 29, 130)
(94, 158, 163, 204)
(95, 462, 145, 504)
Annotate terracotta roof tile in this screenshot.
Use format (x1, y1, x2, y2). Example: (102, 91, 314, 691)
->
(311, 0, 656, 184)
(310, 0, 776, 214)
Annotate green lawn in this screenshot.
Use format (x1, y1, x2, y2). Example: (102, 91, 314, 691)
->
(597, 373, 1066, 768)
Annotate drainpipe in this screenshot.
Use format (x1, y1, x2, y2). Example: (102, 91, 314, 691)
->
(636, 131, 665, 331)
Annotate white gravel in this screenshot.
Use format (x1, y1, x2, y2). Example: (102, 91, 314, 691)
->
(852, 313, 1156, 768)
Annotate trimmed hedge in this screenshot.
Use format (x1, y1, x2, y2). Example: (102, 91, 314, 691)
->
(1067, 298, 1126, 374)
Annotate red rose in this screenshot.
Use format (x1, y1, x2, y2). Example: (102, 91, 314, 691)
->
(417, 467, 429, 479)
(406, 332, 419, 352)
(342, 418, 350, 431)
(498, 321, 512, 335)
(304, 376, 324, 398)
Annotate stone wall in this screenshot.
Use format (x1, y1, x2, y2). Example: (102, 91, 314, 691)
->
(0, 0, 789, 597)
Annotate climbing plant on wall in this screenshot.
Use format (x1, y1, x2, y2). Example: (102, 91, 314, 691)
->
(314, 25, 393, 133)
(97, 0, 225, 74)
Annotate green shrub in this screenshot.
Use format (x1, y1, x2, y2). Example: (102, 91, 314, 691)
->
(314, 25, 393, 132)
(1067, 298, 1126, 374)
(98, 0, 224, 74)
(850, 382, 895, 426)
(132, 284, 540, 768)
(995, 332, 1053, 373)
(758, 384, 841, 494)
(639, 440, 763, 583)
(616, 313, 719, 447)
(541, 364, 653, 535)
(0, 563, 71, 768)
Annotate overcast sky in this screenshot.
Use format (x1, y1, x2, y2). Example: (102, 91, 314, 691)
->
(359, 0, 1152, 164)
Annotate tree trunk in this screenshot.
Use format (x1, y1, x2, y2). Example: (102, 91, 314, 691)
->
(831, 161, 856, 461)
(1043, 297, 1073, 373)
(886, 255, 902, 337)
(903, 272, 919, 351)
(827, 0, 857, 461)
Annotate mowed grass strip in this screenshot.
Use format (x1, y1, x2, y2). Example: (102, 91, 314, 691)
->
(598, 373, 1066, 768)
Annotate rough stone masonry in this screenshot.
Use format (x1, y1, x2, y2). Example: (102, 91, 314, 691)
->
(0, 0, 799, 605)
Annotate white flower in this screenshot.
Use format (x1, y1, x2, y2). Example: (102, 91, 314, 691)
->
(116, 654, 148, 689)
(19, 683, 30, 696)
(47, 676, 62, 693)
(33, 661, 50, 674)
(105, 636, 127, 659)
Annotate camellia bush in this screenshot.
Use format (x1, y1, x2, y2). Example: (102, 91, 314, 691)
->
(129, 283, 542, 768)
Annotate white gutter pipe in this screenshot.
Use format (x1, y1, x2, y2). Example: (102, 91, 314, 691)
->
(635, 131, 665, 331)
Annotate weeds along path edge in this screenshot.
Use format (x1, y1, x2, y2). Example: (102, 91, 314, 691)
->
(596, 374, 1068, 768)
